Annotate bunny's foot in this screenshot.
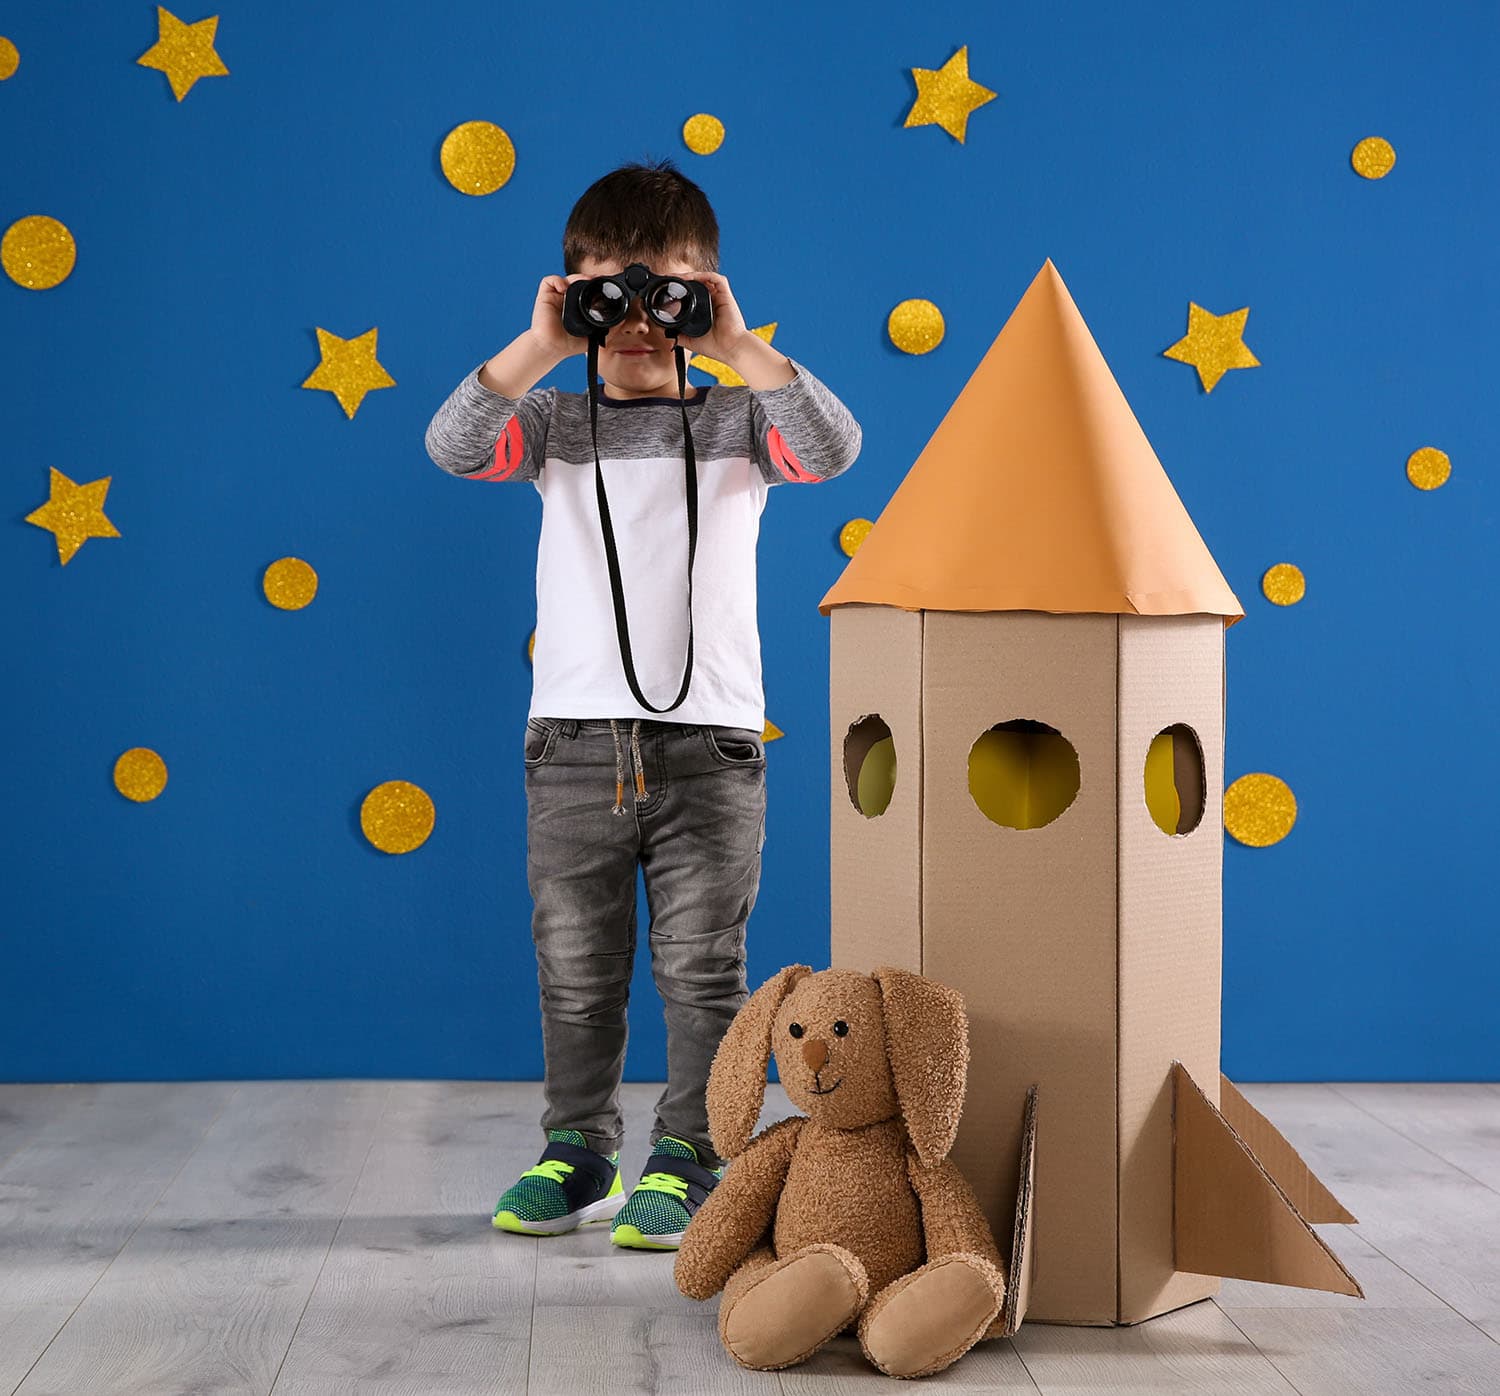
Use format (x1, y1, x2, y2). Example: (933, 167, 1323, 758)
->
(718, 1242, 868, 1370)
(858, 1253, 1005, 1378)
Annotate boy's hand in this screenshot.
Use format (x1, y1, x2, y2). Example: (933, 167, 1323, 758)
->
(677, 272, 754, 365)
(526, 275, 593, 362)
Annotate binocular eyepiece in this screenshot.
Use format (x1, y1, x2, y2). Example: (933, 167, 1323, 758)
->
(561, 262, 714, 341)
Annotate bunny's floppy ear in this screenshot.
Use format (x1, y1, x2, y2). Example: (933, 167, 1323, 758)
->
(872, 966, 970, 1167)
(706, 963, 811, 1159)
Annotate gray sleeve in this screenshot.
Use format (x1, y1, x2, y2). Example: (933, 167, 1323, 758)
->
(423, 362, 554, 481)
(748, 356, 863, 485)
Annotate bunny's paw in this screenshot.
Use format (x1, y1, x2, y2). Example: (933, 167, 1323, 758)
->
(719, 1243, 868, 1371)
(859, 1253, 1005, 1378)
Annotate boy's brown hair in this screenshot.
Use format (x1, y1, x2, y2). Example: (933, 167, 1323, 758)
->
(563, 158, 720, 275)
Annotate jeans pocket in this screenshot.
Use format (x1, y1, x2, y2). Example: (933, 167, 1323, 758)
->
(524, 718, 559, 767)
(703, 725, 765, 767)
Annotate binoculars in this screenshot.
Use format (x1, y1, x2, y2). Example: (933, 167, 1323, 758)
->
(561, 262, 714, 341)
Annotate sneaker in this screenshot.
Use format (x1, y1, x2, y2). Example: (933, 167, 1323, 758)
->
(610, 1135, 723, 1250)
(492, 1129, 624, 1236)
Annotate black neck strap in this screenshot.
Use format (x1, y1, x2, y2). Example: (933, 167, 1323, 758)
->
(585, 335, 698, 714)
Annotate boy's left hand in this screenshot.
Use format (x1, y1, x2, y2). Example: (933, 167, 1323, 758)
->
(676, 272, 754, 366)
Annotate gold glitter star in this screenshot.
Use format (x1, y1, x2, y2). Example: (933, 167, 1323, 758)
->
(1163, 302, 1261, 392)
(26, 467, 122, 565)
(136, 7, 229, 102)
(301, 326, 396, 418)
(690, 322, 778, 387)
(903, 46, 997, 143)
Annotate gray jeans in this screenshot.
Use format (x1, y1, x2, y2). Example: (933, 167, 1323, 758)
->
(522, 716, 766, 1169)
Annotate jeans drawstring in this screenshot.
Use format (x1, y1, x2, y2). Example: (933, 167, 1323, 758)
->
(609, 719, 649, 815)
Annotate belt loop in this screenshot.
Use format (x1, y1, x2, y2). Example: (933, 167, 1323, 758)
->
(560, 719, 579, 738)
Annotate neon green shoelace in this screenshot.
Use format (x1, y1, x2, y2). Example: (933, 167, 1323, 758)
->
(636, 1171, 689, 1200)
(521, 1158, 575, 1185)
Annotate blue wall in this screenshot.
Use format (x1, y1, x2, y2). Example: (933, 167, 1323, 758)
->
(4, 1, 1495, 1082)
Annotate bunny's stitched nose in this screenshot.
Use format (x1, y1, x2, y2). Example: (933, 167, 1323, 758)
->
(801, 1038, 829, 1072)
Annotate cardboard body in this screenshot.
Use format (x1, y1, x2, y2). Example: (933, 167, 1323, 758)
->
(829, 607, 1364, 1324)
(831, 607, 1226, 1324)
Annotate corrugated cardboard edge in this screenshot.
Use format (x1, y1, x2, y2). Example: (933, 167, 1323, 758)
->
(997, 1084, 1039, 1337)
(1218, 1074, 1357, 1224)
(1172, 1063, 1363, 1297)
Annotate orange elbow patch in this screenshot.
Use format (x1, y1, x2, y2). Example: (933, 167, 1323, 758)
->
(767, 426, 820, 482)
(470, 415, 524, 480)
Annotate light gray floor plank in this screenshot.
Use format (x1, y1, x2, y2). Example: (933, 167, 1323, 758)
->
(528, 1305, 776, 1395)
(1012, 1299, 1298, 1393)
(270, 1081, 538, 1395)
(0, 1082, 235, 1394)
(1236, 1083, 1500, 1342)
(0, 1085, 89, 1168)
(1331, 1082, 1500, 1193)
(15, 1081, 390, 1396)
(1223, 1305, 1500, 1395)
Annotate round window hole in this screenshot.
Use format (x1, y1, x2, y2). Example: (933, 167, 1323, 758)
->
(1144, 723, 1206, 835)
(968, 719, 1080, 830)
(844, 714, 896, 818)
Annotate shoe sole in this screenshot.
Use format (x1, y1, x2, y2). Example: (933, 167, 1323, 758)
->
(611, 1222, 685, 1250)
(493, 1191, 625, 1236)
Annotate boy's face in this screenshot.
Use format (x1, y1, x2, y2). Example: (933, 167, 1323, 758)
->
(576, 253, 707, 400)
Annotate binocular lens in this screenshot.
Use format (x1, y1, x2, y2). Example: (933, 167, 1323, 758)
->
(580, 281, 627, 325)
(646, 280, 689, 326)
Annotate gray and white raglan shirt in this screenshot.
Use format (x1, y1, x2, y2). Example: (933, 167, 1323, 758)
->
(423, 357, 862, 729)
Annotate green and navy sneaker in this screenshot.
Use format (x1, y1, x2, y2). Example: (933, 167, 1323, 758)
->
(610, 1135, 723, 1251)
(492, 1130, 624, 1236)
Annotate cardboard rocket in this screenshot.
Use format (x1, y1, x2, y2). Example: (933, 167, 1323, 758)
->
(819, 261, 1363, 1328)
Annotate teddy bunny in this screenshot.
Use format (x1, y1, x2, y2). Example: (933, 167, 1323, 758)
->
(674, 963, 1007, 1379)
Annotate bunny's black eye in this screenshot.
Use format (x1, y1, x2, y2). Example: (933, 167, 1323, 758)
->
(832, 1020, 850, 1037)
(787, 1022, 804, 1038)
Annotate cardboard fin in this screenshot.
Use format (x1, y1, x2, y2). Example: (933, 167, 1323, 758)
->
(1219, 1074, 1357, 1224)
(996, 1085, 1039, 1338)
(1173, 1063, 1363, 1298)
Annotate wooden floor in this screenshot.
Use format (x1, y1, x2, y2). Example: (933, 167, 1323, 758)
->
(3, 1081, 1499, 1395)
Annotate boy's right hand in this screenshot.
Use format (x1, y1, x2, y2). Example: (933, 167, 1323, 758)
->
(527, 274, 592, 361)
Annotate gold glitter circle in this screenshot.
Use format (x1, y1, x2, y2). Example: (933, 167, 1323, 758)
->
(0, 37, 19, 80)
(1261, 563, 1306, 606)
(682, 113, 725, 155)
(3, 215, 77, 290)
(887, 299, 945, 355)
(263, 556, 319, 610)
(840, 518, 874, 557)
(527, 629, 536, 662)
(114, 747, 168, 803)
(440, 121, 515, 196)
(1224, 773, 1297, 848)
(1406, 446, 1450, 490)
(1351, 136, 1396, 179)
(361, 780, 435, 854)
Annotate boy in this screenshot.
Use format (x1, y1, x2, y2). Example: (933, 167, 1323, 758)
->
(423, 159, 861, 1250)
